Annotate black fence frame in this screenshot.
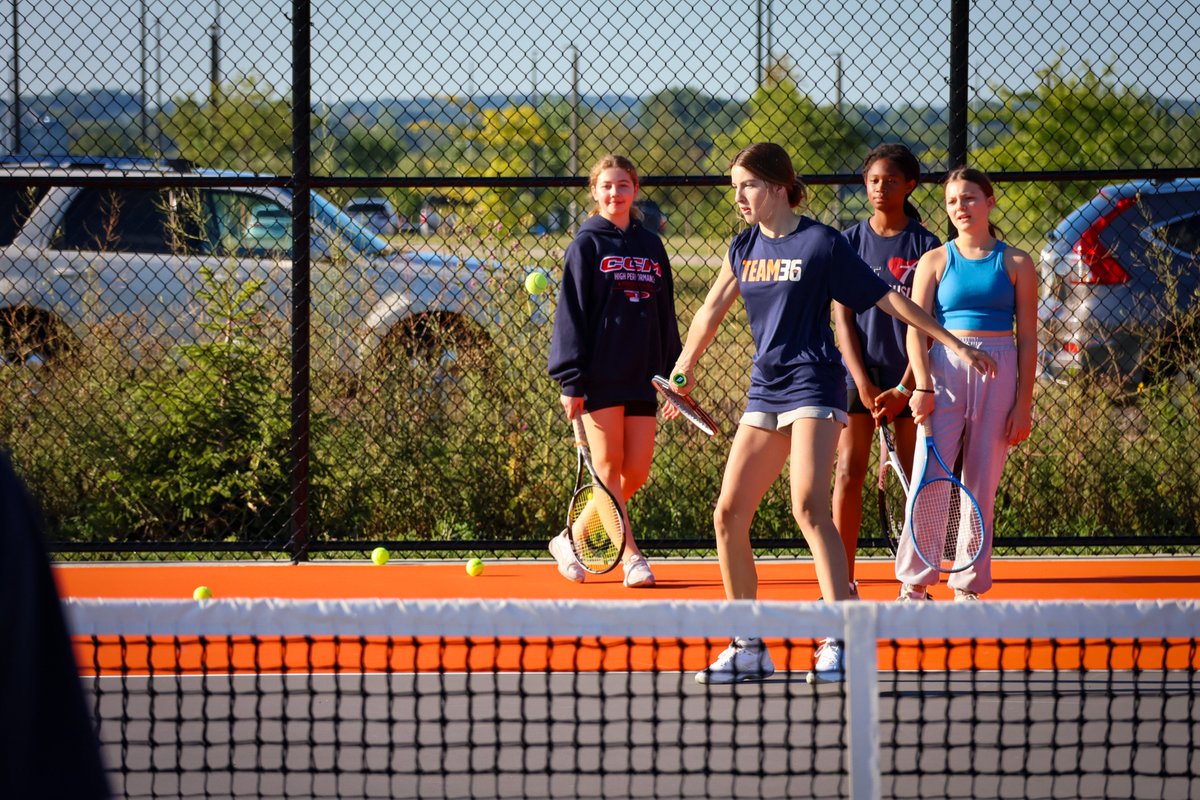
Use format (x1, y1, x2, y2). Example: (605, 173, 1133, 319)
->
(5, 0, 1199, 559)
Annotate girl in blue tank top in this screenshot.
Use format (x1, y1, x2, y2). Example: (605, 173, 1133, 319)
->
(896, 167, 1038, 603)
(665, 143, 996, 687)
(832, 144, 940, 589)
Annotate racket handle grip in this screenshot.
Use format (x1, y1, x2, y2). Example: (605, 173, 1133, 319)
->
(670, 372, 687, 388)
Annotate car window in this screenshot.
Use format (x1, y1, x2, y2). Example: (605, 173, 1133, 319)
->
(0, 185, 49, 246)
(52, 188, 178, 253)
(1153, 215, 1200, 257)
(208, 191, 293, 258)
(311, 192, 392, 257)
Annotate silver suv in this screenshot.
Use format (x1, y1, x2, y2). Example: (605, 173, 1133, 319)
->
(1039, 179, 1200, 383)
(0, 156, 495, 371)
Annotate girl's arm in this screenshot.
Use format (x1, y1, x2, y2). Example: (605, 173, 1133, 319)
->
(1007, 247, 1038, 444)
(670, 253, 742, 391)
(547, 241, 593, 418)
(833, 301, 878, 411)
(898, 250, 941, 423)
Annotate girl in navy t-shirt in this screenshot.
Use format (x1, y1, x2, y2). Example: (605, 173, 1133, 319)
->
(547, 154, 682, 589)
(832, 144, 940, 588)
(668, 143, 995, 686)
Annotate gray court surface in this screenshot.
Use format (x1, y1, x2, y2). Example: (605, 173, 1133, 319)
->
(86, 671, 1198, 800)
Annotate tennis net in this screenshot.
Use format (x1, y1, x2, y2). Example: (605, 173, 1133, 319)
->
(66, 597, 1200, 800)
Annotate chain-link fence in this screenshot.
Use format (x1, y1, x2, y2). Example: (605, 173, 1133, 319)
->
(1, 0, 1198, 559)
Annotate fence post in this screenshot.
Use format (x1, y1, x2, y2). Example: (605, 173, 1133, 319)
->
(948, 0, 970, 172)
(289, 0, 312, 562)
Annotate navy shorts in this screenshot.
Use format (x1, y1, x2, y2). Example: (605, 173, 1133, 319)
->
(584, 399, 659, 417)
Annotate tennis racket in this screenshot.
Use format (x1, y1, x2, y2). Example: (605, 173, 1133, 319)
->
(566, 415, 626, 573)
(877, 421, 910, 556)
(651, 375, 719, 436)
(905, 422, 985, 572)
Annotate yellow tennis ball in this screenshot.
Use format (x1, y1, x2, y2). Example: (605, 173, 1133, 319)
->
(371, 546, 390, 566)
(192, 586, 212, 600)
(465, 557, 485, 577)
(524, 271, 548, 295)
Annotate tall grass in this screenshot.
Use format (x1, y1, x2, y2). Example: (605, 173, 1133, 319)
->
(1, 230, 1197, 551)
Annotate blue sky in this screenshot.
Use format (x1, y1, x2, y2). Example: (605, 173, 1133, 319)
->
(13, 0, 1199, 110)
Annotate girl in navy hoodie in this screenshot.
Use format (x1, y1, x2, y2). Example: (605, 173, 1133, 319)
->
(547, 154, 681, 588)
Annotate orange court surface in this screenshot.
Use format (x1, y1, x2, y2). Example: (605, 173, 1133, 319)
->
(55, 556, 1200, 603)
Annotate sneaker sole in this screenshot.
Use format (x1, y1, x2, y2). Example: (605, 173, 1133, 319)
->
(548, 538, 586, 583)
(696, 670, 774, 685)
(805, 670, 845, 685)
(557, 567, 586, 584)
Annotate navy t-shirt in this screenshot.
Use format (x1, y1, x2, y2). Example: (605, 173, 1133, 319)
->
(729, 218, 890, 412)
(842, 218, 940, 388)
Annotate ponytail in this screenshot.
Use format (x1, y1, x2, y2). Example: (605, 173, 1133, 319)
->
(902, 198, 922, 223)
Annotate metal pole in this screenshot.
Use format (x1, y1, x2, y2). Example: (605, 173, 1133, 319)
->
(209, 0, 222, 106)
(765, 0, 773, 75)
(10, 0, 19, 154)
(755, 0, 762, 89)
(530, 57, 538, 175)
(289, 0, 312, 561)
(948, 0, 970, 239)
(139, 0, 147, 147)
(948, 0, 969, 170)
(568, 45, 579, 235)
(154, 15, 162, 157)
(829, 51, 845, 226)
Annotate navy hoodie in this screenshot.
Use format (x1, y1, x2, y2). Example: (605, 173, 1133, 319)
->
(547, 215, 681, 407)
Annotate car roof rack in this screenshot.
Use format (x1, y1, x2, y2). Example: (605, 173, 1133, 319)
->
(0, 154, 195, 172)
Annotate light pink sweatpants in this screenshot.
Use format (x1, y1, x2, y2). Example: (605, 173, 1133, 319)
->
(895, 337, 1017, 595)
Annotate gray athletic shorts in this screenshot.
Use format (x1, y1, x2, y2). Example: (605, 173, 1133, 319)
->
(739, 405, 849, 431)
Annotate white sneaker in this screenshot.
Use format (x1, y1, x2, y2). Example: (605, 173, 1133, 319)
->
(897, 584, 928, 602)
(806, 637, 845, 684)
(954, 589, 980, 602)
(622, 554, 655, 588)
(695, 637, 775, 684)
(548, 529, 585, 583)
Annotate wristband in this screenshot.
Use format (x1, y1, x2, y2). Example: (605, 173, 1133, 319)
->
(914, 388, 935, 393)
(895, 383, 912, 397)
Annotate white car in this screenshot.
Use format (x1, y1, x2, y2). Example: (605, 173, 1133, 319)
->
(0, 157, 496, 373)
(342, 196, 405, 236)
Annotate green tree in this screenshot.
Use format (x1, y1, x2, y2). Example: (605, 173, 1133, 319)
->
(704, 58, 865, 230)
(976, 59, 1198, 237)
(627, 88, 745, 236)
(332, 123, 407, 176)
(161, 75, 292, 173)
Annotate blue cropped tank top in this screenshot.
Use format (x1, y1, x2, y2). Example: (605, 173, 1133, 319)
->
(935, 240, 1015, 331)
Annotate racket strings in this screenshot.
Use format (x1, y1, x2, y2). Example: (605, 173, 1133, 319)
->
(568, 485, 623, 570)
(911, 480, 984, 566)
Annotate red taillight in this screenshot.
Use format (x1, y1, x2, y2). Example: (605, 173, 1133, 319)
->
(1069, 197, 1134, 285)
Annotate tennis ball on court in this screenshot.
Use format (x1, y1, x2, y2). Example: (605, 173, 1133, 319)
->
(524, 271, 549, 295)
(371, 546, 390, 566)
(192, 586, 212, 600)
(465, 557, 485, 577)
